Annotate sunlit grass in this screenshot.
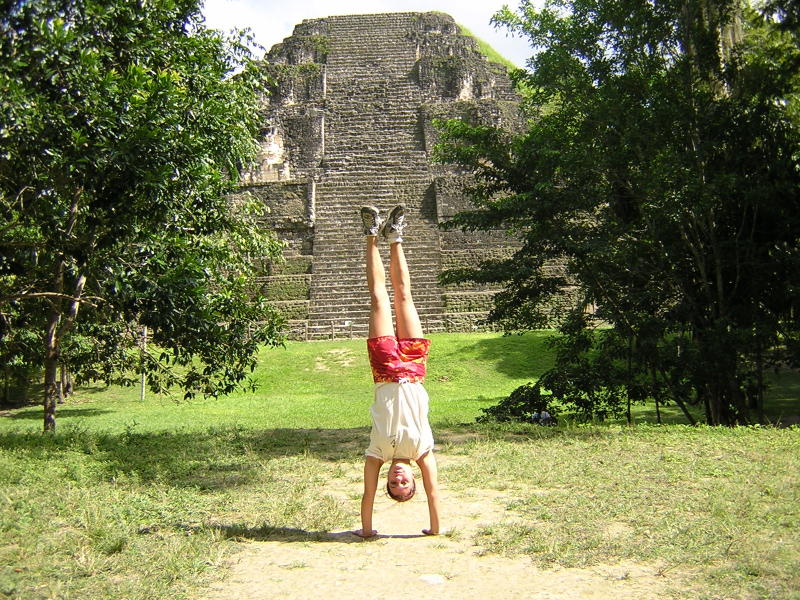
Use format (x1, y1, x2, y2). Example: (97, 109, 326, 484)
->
(456, 23, 519, 71)
(455, 424, 800, 599)
(0, 332, 554, 433)
(0, 332, 798, 600)
(3, 331, 794, 434)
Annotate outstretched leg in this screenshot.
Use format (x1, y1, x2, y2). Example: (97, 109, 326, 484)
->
(366, 229, 394, 339)
(389, 241, 423, 340)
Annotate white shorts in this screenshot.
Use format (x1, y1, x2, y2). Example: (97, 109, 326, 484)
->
(365, 382, 434, 462)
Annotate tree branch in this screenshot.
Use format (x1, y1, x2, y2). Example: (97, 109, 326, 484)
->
(0, 185, 34, 237)
(0, 292, 101, 307)
(56, 274, 87, 340)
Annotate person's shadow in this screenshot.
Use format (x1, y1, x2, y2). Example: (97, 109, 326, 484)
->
(201, 524, 426, 543)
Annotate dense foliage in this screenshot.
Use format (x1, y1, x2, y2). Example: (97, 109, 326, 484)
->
(0, 0, 284, 429)
(437, 0, 800, 424)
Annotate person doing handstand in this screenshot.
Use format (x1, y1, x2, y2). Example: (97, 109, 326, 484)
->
(354, 204, 441, 539)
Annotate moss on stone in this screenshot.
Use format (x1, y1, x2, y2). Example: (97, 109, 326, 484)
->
(262, 276, 310, 301)
(269, 256, 312, 276)
(307, 34, 329, 56)
(456, 23, 518, 71)
(273, 301, 309, 320)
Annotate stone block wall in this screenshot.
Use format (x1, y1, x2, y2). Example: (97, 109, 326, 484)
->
(245, 12, 529, 339)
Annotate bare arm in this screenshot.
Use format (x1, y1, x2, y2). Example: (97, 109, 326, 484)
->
(356, 456, 382, 538)
(417, 450, 440, 535)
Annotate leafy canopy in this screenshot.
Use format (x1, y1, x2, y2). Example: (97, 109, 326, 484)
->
(438, 0, 800, 424)
(0, 0, 284, 416)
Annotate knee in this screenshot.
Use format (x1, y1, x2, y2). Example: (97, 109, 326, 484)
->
(371, 290, 391, 311)
(394, 287, 414, 306)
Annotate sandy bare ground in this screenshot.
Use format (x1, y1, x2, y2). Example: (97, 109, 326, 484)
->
(201, 454, 685, 600)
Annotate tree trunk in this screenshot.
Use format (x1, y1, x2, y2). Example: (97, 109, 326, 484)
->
(62, 367, 73, 398)
(659, 367, 697, 425)
(42, 272, 86, 433)
(730, 379, 749, 424)
(43, 308, 61, 432)
(753, 341, 765, 422)
(651, 368, 662, 425)
(707, 384, 738, 425)
(625, 335, 633, 425)
(701, 386, 714, 424)
(42, 190, 84, 433)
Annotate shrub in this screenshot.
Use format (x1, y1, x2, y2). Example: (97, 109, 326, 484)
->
(477, 382, 559, 424)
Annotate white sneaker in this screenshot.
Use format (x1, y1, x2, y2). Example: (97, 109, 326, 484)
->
(360, 206, 382, 236)
(380, 204, 406, 243)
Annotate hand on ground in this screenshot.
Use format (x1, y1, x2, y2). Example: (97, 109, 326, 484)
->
(352, 529, 378, 538)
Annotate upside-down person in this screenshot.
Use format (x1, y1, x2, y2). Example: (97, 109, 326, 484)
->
(353, 204, 441, 539)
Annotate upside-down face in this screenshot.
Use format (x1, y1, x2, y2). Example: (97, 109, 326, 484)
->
(387, 461, 416, 502)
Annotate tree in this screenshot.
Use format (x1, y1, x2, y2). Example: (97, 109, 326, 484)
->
(0, 0, 284, 431)
(436, 0, 800, 425)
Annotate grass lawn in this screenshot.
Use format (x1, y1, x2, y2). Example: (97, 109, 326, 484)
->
(0, 332, 798, 599)
(0, 332, 556, 433)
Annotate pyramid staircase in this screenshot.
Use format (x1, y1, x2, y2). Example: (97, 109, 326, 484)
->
(257, 12, 521, 340)
(304, 14, 444, 339)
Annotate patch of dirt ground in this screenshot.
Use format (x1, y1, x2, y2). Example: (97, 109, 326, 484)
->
(201, 456, 685, 600)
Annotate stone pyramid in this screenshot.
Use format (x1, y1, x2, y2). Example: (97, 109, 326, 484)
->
(237, 12, 521, 339)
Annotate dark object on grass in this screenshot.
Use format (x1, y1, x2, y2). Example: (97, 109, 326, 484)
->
(477, 382, 558, 425)
(532, 410, 557, 426)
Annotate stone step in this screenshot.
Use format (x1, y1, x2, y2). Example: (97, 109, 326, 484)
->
(317, 175, 431, 184)
(322, 154, 428, 161)
(325, 119, 420, 129)
(317, 164, 430, 174)
(305, 308, 447, 323)
(310, 262, 442, 275)
(325, 121, 421, 132)
(308, 296, 444, 308)
(304, 324, 447, 342)
(260, 12, 523, 339)
(308, 292, 442, 306)
(307, 257, 440, 268)
(309, 260, 442, 274)
(307, 283, 443, 296)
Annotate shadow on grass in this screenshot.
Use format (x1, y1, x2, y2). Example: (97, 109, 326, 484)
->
(462, 332, 554, 379)
(203, 523, 424, 542)
(4, 406, 113, 420)
(764, 371, 800, 423)
(0, 426, 368, 489)
(0, 424, 611, 491)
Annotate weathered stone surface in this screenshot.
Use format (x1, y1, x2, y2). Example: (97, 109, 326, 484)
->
(246, 12, 523, 339)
